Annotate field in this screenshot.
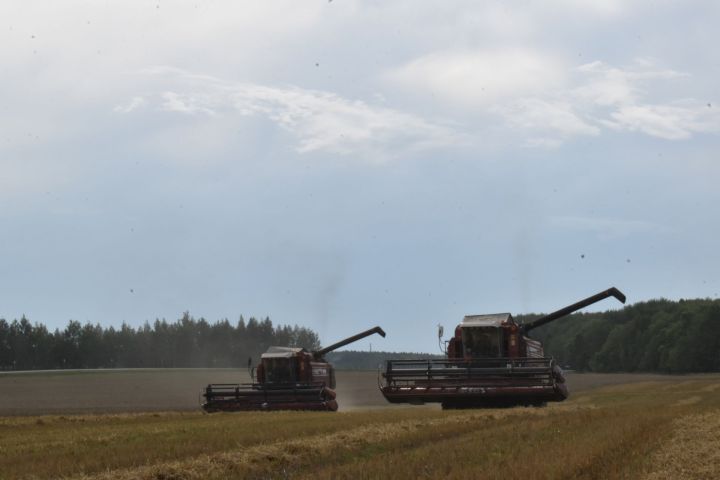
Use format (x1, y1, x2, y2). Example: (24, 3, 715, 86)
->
(0, 370, 718, 479)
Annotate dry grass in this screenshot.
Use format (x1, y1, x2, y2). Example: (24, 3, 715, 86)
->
(643, 412, 720, 480)
(295, 406, 673, 480)
(0, 374, 717, 480)
(73, 410, 528, 480)
(0, 409, 449, 479)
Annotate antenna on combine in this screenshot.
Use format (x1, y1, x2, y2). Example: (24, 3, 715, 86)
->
(247, 357, 255, 382)
(437, 324, 446, 354)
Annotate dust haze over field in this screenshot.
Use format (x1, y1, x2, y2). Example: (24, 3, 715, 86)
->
(0, 369, 686, 415)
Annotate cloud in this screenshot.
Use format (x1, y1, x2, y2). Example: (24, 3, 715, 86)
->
(161, 92, 216, 116)
(493, 98, 600, 143)
(113, 97, 146, 114)
(605, 103, 719, 140)
(573, 60, 687, 107)
(3, 0, 716, 170)
(386, 53, 719, 146)
(573, 61, 645, 107)
(118, 68, 461, 160)
(575, 61, 720, 140)
(385, 48, 566, 107)
(227, 84, 461, 155)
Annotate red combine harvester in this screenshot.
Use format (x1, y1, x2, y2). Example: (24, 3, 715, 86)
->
(202, 326, 385, 412)
(380, 287, 625, 408)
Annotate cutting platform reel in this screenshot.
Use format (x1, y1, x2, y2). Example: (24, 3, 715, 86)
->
(380, 357, 567, 408)
(202, 383, 337, 412)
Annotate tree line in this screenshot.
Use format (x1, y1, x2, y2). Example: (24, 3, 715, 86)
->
(525, 298, 720, 373)
(0, 313, 320, 370)
(2, 298, 719, 372)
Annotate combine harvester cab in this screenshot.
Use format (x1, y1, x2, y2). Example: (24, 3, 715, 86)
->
(202, 326, 385, 412)
(380, 287, 625, 409)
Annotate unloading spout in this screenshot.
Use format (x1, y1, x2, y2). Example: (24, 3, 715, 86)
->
(521, 287, 626, 333)
(313, 326, 386, 359)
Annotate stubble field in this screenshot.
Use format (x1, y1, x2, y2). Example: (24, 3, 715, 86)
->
(0, 370, 718, 479)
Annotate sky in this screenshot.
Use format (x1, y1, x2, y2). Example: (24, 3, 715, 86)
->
(1, 1, 719, 352)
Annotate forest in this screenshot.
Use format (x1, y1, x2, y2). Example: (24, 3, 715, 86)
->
(1, 298, 719, 372)
(0, 313, 319, 370)
(527, 297, 720, 373)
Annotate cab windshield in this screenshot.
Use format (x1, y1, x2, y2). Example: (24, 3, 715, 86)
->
(263, 358, 297, 383)
(462, 327, 502, 358)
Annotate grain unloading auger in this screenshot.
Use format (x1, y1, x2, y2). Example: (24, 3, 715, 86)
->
(380, 287, 626, 408)
(202, 326, 386, 412)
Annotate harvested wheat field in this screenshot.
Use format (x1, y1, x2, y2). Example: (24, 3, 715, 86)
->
(0, 371, 718, 479)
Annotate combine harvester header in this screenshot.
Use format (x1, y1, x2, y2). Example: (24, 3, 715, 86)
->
(203, 326, 386, 412)
(380, 287, 626, 408)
